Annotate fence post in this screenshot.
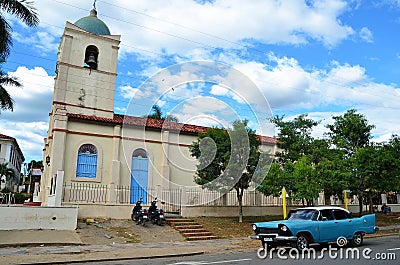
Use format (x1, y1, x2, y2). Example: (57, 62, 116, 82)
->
(181, 186, 187, 207)
(54, 170, 64, 207)
(109, 182, 116, 204)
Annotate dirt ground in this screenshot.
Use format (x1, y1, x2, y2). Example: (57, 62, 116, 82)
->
(76, 218, 186, 245)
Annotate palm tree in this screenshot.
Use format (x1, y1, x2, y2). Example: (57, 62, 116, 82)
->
(147, 105, 178, 122)
(0, 162, 16, 189)
(0, 69, 20, 111)
(0, 0, 39, 112)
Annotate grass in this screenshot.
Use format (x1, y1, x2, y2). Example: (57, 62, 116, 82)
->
(376, 213, 400, 226)
(193, 216, 282, 239)
(192, 213, 400, 239)
(108, 226, 140, 243)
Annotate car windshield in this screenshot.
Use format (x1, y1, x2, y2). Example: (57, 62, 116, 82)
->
(287, 209, 318, 221)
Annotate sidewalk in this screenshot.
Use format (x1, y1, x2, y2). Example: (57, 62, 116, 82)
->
(0, 230, 250, 265)
(0, 225, 398, 265)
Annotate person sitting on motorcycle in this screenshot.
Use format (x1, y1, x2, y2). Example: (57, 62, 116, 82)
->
(148, 200, 157, 220)
(133, 201, 142, 212)
(148, 200, 157, 213)
(132, 200, 142, 220)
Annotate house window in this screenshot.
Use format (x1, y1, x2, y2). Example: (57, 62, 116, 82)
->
(76, 144, 97, 178)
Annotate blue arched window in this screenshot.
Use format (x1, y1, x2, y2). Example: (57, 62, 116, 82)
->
(76, 144, 97, 178)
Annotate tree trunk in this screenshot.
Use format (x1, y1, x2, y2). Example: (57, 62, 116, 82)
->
(236, 188, 243, 223)
(324, 193, 331, 205)
(358, 191, 363, 216)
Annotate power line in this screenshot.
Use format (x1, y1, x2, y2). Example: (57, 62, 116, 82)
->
(4, 0, 400, 115)
(4, 53, 400, 118)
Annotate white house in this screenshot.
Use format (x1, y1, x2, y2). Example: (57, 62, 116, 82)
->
(0, 133, 25, 189)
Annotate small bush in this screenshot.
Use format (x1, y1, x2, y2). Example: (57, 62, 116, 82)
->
(14, 193, 28, 203)
(1, 187, 11, 193)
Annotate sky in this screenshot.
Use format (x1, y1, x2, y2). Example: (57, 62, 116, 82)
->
(1, 0, 400, 163)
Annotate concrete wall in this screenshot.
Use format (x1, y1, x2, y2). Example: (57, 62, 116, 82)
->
(70, 203, 400, 219)
(74, 204, 133, 219)
(69, 203, 297, 219)
(0, 205, 78, 230)
(181, 205, 298, 217)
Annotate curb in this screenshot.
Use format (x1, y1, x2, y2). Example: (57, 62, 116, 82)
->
(17, 251, 205, 265)
(366, 233, 399, 238)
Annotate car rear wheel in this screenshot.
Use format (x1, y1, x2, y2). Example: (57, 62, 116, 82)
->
(294, 234, 310, 251)
(349, 232, 363, 247)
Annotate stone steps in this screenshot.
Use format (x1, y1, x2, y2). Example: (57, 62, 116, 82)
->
(174, 225, 204, 229)
(186, 235, 218, 241)
(182, 231, 214, 237)
(166, 217, 217, 241)
(178, 228, 209, 233)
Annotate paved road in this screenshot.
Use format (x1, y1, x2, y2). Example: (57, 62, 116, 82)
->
(75, 236, 399, 265)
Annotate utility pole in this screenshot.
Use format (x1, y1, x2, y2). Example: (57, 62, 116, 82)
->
(29, 161, 34, 202)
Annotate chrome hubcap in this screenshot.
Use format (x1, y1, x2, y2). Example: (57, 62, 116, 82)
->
(297, 236, 307, 249)
(354, 234, 362, 245)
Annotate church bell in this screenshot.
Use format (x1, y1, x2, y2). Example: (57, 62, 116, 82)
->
(86, 53, 97, 69)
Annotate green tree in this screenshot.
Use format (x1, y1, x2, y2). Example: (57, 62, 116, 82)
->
(325, 109, 375, 214)
(0, 162, 16, 189)
(27, 159, 43, 170)
(353, 136, 400, 212)
(190, 120, 262, 222)
(326, 109, 375, 156)
(0, 0, 39, 111)
(259, 114, 325, 205)
(146, 104, 178, 122)
(271, 114, 319, 164)
(311, 139, 348, 205)
(387, 135, 400, 192)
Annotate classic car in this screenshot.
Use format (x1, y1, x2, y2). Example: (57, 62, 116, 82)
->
(250, 206, 378, 250)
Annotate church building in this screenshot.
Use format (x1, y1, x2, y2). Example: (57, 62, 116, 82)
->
(39, 7, 277, 209)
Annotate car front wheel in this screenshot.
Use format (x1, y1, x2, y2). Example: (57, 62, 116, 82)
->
(349, 232, 363, 247)
(293, 234, 310, 251)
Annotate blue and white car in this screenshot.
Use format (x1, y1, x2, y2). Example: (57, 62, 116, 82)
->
(250, 206, 378, 250)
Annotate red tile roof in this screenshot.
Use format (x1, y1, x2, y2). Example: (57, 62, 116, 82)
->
(67, 113, 278, 144)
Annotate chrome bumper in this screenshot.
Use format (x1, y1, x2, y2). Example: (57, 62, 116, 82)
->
(250, 233, 297, 242)
(374, 226, 379, 232)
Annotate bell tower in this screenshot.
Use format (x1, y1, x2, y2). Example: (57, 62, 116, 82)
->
(52, 7, 120, 119)
(40, 7, 121, 206)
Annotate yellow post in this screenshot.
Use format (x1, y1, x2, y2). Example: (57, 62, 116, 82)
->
(344, 190, 348, 211)
(282, 187, 287, 219)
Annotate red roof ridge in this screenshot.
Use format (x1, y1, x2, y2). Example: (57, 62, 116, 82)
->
(66, 113, 277, 144)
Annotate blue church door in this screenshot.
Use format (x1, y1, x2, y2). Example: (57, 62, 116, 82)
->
(130, 149, 149, 204)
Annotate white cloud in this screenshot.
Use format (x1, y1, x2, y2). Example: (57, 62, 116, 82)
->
(30, 0, 355, 60)
(0, 67, 54, 162)
(119, 85, 141, 99)
(2, 66, 53, 121)
(359, 27, 373, 43)
(210, 84, 229, 96)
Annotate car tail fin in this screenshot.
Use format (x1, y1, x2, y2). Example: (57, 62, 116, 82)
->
(361, 214, 377, 234)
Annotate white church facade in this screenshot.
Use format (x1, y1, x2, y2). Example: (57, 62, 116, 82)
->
(39, 8, 277, 212)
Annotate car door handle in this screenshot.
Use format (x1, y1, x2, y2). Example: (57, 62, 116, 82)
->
(348, 220, 352, 222)
(334, 221, 338, 224)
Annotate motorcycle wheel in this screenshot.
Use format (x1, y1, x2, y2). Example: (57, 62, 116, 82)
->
(157, 218, 164, 226)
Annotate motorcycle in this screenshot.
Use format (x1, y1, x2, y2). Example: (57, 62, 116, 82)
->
(148, 197, 165, 226)
(131, 198, 148, 226)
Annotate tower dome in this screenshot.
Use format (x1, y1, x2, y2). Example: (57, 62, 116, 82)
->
(74, 9, 110, 35)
